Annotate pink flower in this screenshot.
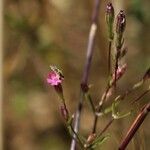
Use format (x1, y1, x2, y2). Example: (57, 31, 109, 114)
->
(47, 71, 62, 86)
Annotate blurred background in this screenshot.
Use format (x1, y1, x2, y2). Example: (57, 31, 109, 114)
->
(3, 0, 150, 150)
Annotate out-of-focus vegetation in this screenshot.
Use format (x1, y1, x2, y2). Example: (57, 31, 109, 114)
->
(4, 0, 150, 149)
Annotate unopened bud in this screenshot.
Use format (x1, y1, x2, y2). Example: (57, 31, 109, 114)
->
(106, 2, 114, 40)
(120, 47, 128, 58)
(87, 133, 96, 143)
(84, 133, 96, 148)
(60, 104, 69, 121)
(116, 10, 126, 35)
(143, 67, 150, 80)
(116, 10, 126, 49)
(111, 64, 127, 85)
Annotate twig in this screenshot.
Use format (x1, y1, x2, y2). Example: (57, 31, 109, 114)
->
(131, 89, 150, 104)
(93, 87, 149, 136)
(92, 79, 144, 134)
(92, 84, 111, 133)
(69, 124, 84, 148)
(99, 118, 114, 136)
(118, 103, 150, 150)
(108, 41, 112, 76)
(115, 80, 144, 103)
(85, 93, 96, 114)
(114, 50, 119, 89)
(70, 0, 100, 149)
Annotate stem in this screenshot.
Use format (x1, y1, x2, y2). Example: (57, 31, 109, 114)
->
(115, 80, 144, 103)
(70, 124, 84, 148)
(70, 1, 100, 149)
(92, 84, 111, 133)
(108, 41, 112, 76)
(131, 88, 150, 104)
(70, 92, 84, 150)
(114, 50, 120, 89)
(86, 93, 96, 114)
(92, 79, 144, 134)
(118, 103, 150, 150)
(99, 118, 114, 136)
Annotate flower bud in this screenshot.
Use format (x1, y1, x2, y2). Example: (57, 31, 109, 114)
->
(111, 64, 127, 85)
(116, 10, 126, 49)
(106, 2, 114, 40)
(84, 133, 96, 148)
(116, 10, 126, 35)
(120, 46, 128, 58)
(87, 133, 96, 143)
(143, 67, 150, 80)
(60, 104, 69, 121)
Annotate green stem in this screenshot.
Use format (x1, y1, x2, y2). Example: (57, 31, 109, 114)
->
(85, 93, 96, 114)
(108, 41, 112, 76)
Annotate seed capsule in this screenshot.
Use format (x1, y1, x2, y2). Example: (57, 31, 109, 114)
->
(116, 10, 126, 35)
(116, 10, 126, 49)
(106, 2, 114, 40)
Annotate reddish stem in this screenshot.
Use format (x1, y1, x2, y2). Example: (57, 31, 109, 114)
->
(118, 103, 150, 150)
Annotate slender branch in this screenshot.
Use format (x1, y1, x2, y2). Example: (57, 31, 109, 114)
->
(85, 93, 96, 114)
(92, 84, 111, 133)
(114, 80, 144, 103)
(69, 124, 84, 148)
(70, 0, 100, 149)
(93, 87, 149, 136)
(108, 41, 112, 76)
(99, 118, 114, 136)
(114, 50, 120, 89)
(92, 79, 144, 133)
(118, 103, 150, 150)
(70, 92, 84, 150)
(131, 88, 150, 104)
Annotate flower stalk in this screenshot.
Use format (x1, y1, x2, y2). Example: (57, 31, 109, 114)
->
(106, 2, 114, 75)
(70, 0, 101, 149)
(114, 10, 126, 88)
(118, 103, 150, 150)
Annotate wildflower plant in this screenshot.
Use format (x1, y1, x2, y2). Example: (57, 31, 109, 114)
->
(46, 1, 150, 150)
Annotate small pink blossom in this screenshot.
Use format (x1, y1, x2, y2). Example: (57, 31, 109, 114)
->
(47, 71, 62, 86)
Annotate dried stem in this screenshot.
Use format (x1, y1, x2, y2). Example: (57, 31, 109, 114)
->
(118, 103, 150, 150)
(70, 0, 100, 149)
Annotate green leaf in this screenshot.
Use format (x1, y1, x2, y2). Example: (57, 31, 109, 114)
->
(90, 134, 110, 149)
(112, 101, 131, 119)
